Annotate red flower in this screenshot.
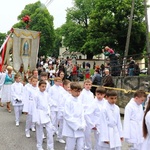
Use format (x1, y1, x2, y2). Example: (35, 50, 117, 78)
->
(22, 15, 30, 24)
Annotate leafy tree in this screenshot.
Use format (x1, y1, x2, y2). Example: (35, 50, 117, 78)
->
(0, 33, 6, 47)
(61, 0, 94, 59)
(13, 1, 55, 56)
(61, 0, 146, 59)
(52, 27, 62, 58)
(88, 0, 146, 58)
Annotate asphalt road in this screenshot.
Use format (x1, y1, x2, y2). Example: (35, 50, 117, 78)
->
(0, 104, 128, 150)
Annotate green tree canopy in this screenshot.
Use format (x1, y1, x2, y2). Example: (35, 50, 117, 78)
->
(88, 0, 146, 57)
(0, 33, 6, 47)
(13, 1, 55, 56)
(60, 0, 146, 59)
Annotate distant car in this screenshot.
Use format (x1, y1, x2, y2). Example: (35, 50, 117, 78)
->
(140, 68, 148, 74)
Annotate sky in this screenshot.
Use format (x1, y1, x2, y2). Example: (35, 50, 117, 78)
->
(0, 0, 150, 33)
(0, 0, 73, 33)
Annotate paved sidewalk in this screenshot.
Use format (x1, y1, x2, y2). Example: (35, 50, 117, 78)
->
(0, 104, 128, 150)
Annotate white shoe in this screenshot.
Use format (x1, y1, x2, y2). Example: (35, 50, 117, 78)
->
(56, 131, 58, 135)
(16, 122, 19, 126)
(56, 139, 66, 144)
(31, 127, 36, 132)
(25, 131, 30, 138)
(43, 134, 46, 139)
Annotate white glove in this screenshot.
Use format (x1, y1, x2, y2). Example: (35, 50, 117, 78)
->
(78, 126, 85, 131)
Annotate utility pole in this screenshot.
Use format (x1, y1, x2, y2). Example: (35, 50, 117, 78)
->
(144, 0, 150, 75)
(123, 0, 135, 76)
(44, 0, 54, 7)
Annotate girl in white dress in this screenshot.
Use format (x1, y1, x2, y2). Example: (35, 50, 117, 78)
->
(1, 66, 14, 112)
(142, 97, 150, 150)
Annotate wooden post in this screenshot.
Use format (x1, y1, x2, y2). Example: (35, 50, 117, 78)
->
(144, 0, 150, 74)
(123, 0, 135, 76)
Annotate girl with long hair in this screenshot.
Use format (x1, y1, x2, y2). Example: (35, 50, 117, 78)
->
(142, 98, 150, 149)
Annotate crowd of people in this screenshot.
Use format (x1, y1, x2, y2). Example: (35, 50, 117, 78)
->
(0, 62, 149, 150)
(102, 46, 141, 77)
(127, 57, 141, 76)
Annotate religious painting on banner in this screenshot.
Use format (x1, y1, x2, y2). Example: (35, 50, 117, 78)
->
(12, 28, 40, 73)
(20, 38, 32, 56)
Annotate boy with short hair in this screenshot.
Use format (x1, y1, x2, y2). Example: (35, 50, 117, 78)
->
(23, 76, 38, 137)
(56, 79, 71, 144)
(40, 72, 51, 92)
(62, 82, 86, 150)
(11, 74, 24, 126)
(124, 90, 147, 150)
(48, 77, 64, 137)
(62, 79, 71, 92)
(78, 79, 94, 149)
(84, 86, 106, 150)
(33, 80, 54, 150)
(79, 79, 94, 111)
(99, 90, 123, 150)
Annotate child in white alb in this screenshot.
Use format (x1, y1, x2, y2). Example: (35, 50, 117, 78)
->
(11, 74, 24, 126)
(62, 82, 86, 150)
(79, 79, 94, 111)
(84, 87, 106, 150)
(39, 72, 51, 92)
(78, 79, 94, 149)
(48, 77, 64, 135)
(99, 90, 123, 150)
(23, 75, 38, 138)
(124, 90, 146, 150)
(33, 80, 54, 150)
(57, 79, 71, 144)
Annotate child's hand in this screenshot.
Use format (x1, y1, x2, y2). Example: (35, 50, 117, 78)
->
(23, 112, 28, 115)
(92, 127, 97, 130)
(104, 141, 109, 144)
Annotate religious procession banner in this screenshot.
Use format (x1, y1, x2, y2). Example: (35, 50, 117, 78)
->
(12, 28, 40, 72)
(0, 33, 12, 71)
(4, 37, 13, 66)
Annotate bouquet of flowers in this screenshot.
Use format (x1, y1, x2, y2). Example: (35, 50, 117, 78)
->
(22, 15, 31, 29)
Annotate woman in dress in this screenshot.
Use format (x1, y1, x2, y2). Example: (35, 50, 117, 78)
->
(1, 66, 14, 112)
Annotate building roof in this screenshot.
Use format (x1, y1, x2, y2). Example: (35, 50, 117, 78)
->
(62, 50, 83, 56)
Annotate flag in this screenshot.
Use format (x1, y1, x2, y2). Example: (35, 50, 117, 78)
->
(0, 33, 11, 71)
